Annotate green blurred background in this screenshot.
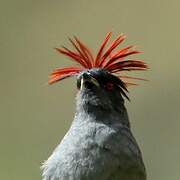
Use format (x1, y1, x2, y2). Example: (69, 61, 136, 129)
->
(0, 0, 180, 179)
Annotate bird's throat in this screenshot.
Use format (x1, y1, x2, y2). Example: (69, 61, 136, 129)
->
(75, 92, 130, 127)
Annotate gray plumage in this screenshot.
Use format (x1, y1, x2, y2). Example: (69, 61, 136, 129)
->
(42, 69, 146, 180)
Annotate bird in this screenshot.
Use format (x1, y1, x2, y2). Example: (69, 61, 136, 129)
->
(41, 32, 148, 180)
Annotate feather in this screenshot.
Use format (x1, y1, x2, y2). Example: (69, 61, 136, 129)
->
(49, 32, 148, 91)
(98, 34, 126, 67)
(95, 32, 112, 66)
(48, 67, 81, 84)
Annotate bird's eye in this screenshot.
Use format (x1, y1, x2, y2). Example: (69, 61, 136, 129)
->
(104, 82, 114, 91)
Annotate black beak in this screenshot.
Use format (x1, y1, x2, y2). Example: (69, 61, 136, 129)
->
(80, 72, 100, 90)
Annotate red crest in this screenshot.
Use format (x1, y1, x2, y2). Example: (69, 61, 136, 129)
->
(49, 32, 148, 86)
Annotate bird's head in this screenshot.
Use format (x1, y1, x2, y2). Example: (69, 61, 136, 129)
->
(48, 32, 148, 112)
(76, 68, 127, 111)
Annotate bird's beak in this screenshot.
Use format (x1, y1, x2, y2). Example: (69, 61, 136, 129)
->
(80, 73, 100, 90)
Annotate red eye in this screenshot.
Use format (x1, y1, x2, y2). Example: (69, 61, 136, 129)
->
(105, 83, 114, 91)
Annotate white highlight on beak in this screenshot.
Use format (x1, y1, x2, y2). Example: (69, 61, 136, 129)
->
(80, 77, 84, 90)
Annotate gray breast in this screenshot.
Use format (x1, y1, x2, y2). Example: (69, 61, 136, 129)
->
(41, 120, 146, 180)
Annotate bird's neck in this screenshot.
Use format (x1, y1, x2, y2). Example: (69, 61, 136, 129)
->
(75, 100, 130, 127)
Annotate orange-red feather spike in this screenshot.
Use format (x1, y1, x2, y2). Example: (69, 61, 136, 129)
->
(98, 34, 126, 67)
(95, 32, 112, 66)
(49, 32, 148, 85)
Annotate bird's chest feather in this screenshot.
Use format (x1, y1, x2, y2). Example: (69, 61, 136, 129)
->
(42, 119, 145, 180)
(57, 121, 119, 167)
